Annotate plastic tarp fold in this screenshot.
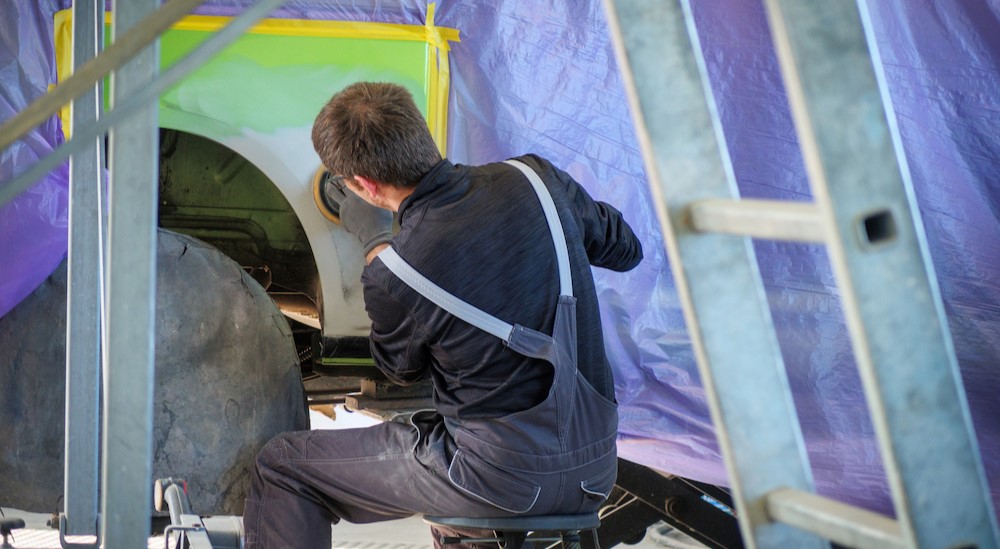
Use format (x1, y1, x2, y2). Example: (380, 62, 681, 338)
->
(0, 0, 69, 320)
(2, 0, 997, 519)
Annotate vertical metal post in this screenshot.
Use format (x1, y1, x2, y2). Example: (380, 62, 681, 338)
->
(100, 0, 159, 546)
(63, 0, 103, 538)
(601, 1, 825, 547)
(764, 1, 1000, 547)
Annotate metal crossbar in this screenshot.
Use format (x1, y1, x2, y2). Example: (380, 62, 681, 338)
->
(603, 0, 1000, 547)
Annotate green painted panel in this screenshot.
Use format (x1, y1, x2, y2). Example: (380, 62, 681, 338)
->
(96, 21, 430, 137)
(158, 29, 429, 135)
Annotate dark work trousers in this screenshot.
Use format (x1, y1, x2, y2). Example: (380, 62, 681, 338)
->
(243, 160, 618, 548)
(242, 409, 614, 548)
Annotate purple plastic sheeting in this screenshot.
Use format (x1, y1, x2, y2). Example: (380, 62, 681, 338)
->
(439, 0, 1000, 518)
(0, 0, 70, 319)
(2, 0, 998, 521)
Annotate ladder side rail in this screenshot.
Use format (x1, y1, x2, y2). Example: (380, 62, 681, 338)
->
(63, 0, 103, 538)
(602, 1, 826, 547)
(764, 1, 1000, 547)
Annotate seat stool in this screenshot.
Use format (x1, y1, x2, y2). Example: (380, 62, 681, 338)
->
(1, 518, 25, 549)
(423, 513, 600, 549)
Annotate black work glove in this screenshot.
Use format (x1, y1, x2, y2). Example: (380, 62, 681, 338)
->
(323, 176, 393, 255)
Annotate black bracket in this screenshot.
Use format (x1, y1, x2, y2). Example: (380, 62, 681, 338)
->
(586, 459, 744, 549)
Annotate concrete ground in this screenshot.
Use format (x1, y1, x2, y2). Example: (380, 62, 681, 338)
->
(0, 510, 698, 549)
(1, 408, 702, 548)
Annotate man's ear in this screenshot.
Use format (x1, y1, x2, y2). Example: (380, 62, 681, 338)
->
(354, 175, 380, 199)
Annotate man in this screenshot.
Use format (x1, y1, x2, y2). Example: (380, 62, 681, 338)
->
(243, 82, 643, 548)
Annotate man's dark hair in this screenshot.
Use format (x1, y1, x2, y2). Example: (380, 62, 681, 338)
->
(312, 82, 442, 188)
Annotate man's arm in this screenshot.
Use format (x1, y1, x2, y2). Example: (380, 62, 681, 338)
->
(532, 156, 643, 271)
(365, 243, 389, 265)
(362, 281, 431, 385)
(576, 197, 644, 271)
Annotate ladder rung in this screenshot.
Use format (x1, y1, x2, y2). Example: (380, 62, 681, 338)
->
(766, 488, 906, 549)
(687, 198, 824, 242)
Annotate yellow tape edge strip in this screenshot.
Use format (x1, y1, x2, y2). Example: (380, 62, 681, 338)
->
(175, 14, 460, 46)
(54, 9, 459, 44)
(425, 3, 450, 155)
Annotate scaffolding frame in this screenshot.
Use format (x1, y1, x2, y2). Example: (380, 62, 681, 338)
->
(0, 1, 287, 546)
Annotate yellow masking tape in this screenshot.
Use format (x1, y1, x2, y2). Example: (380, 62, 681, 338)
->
(425, 3, 454, 155)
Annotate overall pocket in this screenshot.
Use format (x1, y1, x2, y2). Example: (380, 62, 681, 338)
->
(448, 450, 541, 513)
(577, 458, 617, 513)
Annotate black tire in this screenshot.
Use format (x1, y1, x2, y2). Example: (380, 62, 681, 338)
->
(0, 229, 308, 515)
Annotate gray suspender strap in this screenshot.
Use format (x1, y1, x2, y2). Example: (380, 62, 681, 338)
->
(379, 247, 515, 342)
(501, 160, 573, 298)
(376, 159, 573, 343)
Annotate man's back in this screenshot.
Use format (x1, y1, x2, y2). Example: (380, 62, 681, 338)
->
(362, 154, 643, 419)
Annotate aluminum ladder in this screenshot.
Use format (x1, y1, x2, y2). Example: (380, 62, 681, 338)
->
(602, 1, 1000, 548)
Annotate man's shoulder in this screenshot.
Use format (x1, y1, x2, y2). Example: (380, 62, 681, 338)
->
(504, 153, 553, 172)
(460, 153, 553, 173)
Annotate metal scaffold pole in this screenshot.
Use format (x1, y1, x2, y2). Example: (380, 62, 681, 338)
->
(100, 0, 160, 545)
(62, 0, 103, 540)
(1, 0, 288, 546)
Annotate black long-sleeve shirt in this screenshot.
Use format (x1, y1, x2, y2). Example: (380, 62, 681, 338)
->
(362, 155, 642, 419)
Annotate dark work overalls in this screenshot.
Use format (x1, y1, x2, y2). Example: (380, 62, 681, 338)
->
(243, 160, 618, 548)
